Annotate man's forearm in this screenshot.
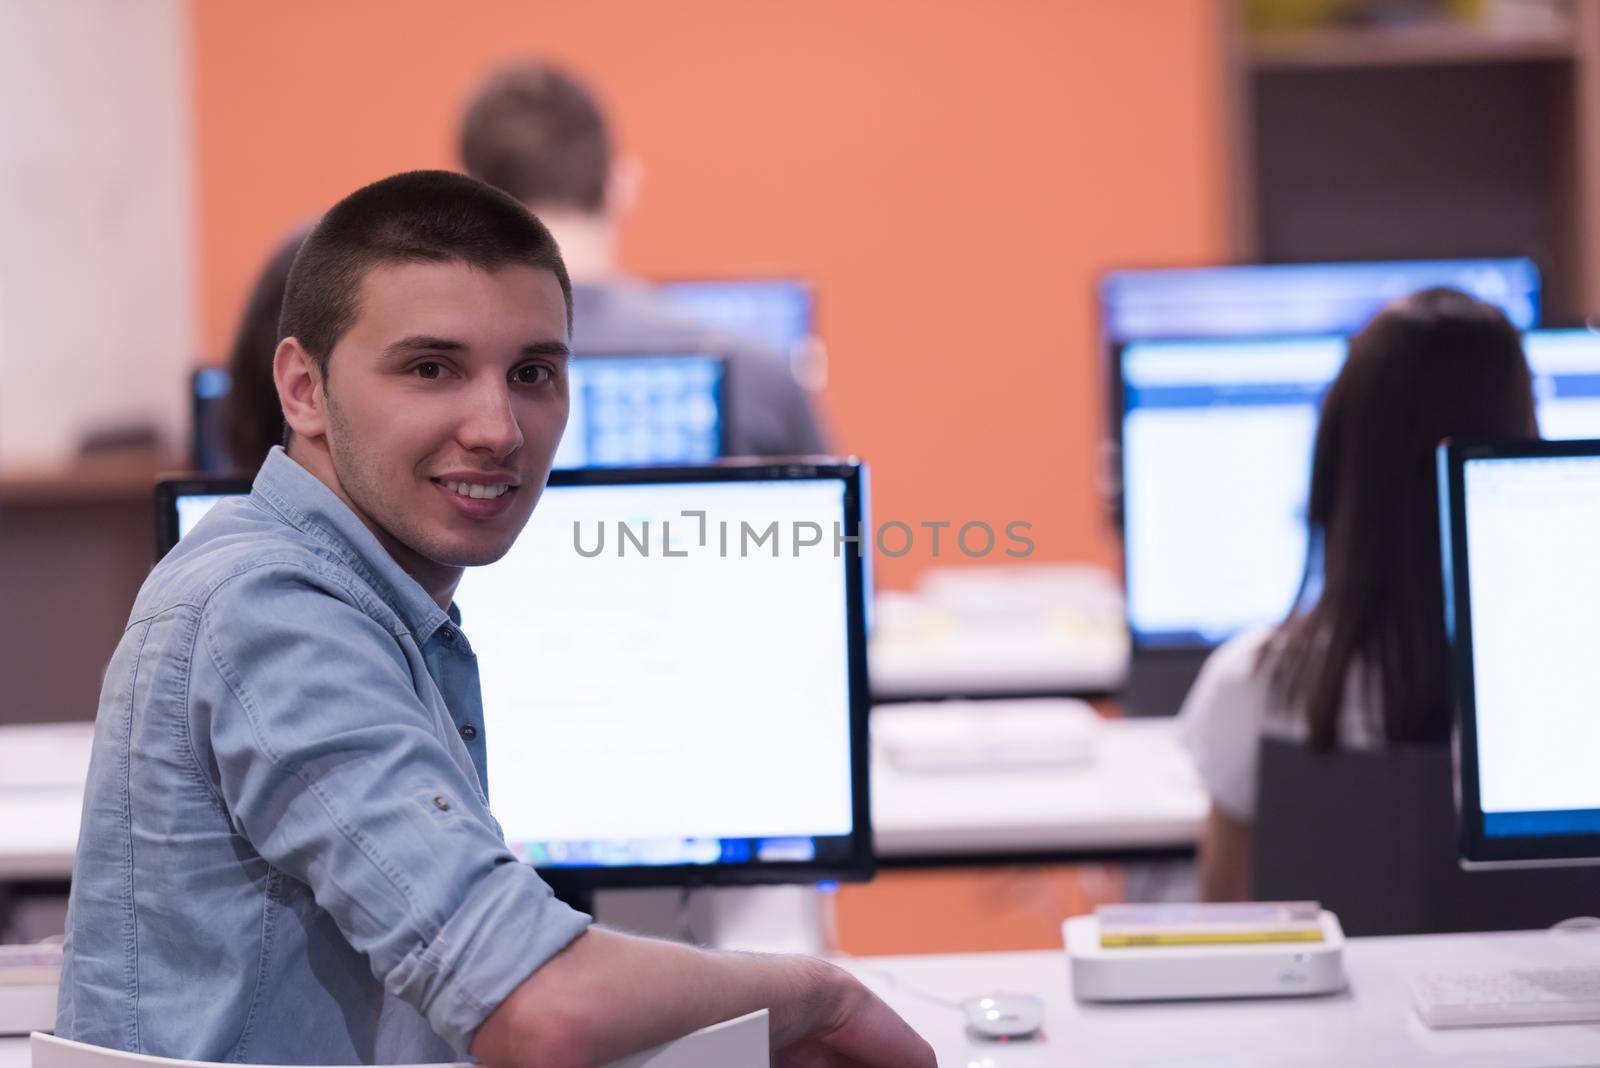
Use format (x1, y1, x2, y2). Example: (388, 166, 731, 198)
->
(468, 926, 848, 1068)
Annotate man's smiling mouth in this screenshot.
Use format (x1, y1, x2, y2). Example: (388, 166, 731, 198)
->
(433, 479, 513, 500)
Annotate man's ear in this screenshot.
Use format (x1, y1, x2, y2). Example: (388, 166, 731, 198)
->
(275, 337, 328, 441)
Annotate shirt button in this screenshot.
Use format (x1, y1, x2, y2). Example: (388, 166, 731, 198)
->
(433, 796, 451, 812)
(438, 625, 456, 644)
(459, 724, 478, 742)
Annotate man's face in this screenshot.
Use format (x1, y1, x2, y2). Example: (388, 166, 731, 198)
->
(319, 260, 569, 586)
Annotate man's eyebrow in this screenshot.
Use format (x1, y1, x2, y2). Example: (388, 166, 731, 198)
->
(379, 335, 467, 360)
(378, 336, 571, 360)
(523, 340, 571, 359)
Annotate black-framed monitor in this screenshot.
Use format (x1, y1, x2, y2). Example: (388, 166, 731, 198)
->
(155, 460, 874, 894)
(191, 368, 234, 473)
(1440, 438, 1600, 868)
(189, 354, 727, 475)
(657, 278, 814, 358)
(1117, 328, 1600, 658)
(1100, 258, 1540, 343)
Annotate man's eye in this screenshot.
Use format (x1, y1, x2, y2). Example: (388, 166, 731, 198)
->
(415, 362, 444, 380)
(513, 365, 550, 385)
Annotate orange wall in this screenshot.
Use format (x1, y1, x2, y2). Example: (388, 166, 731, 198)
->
(193, 1, 1229, 588)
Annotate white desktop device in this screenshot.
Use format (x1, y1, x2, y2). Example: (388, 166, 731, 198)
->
(1063, 911, 1346, 1002)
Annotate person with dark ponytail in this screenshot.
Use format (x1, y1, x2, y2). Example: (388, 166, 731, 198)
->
(1177, 287, 1539, 901)
(221, 227, 309, 472)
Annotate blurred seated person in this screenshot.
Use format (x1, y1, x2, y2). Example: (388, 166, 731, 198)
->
(222, 227, 308, 471)
(1177, 288, 1539, 901)
(459, 60, 827, 456)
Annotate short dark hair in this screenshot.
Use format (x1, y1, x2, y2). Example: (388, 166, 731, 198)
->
(458, 62, 611, 211)
(279, 169, 573, 374)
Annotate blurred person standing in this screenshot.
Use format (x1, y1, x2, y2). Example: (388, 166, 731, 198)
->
(459, 61, 827, 457)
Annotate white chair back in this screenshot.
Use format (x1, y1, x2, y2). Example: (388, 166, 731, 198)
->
(32, 1010, 768, 1068)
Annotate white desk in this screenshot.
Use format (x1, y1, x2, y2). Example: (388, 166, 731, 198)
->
(7, 929, 1598, 1067)
(2, 716, 1204, 880)
(871, 717, 1205, 860)
(0, 725, 90, 880)
(838, 927, 1600, 1066)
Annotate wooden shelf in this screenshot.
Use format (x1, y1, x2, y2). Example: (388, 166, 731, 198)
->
(0, 454, 175, 506)
(1249, 22, 1577, 71)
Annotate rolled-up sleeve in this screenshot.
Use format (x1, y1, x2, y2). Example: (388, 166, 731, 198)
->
(193, 562, 589, 1052)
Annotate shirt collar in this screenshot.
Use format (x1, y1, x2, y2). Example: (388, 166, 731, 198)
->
(250, 446, 454, 642)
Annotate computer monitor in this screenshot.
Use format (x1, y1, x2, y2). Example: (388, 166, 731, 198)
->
(557, 354, 726, 468)
(188, 354, 726, 475)
(154, 461, 874, 895)
(1440, 438, 1600, 867)
(657, 279, 814, 358)
(191, 368, 235, 473)
(1100, 258, 1540, 343)
(1118, 334, 1344, 649)
(1118, 328, 1600, 653)
(155, 477, 252, 557)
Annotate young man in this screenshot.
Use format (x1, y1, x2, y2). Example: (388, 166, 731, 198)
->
(458, 61, 828, 457)
(58, 171, 931, 1068)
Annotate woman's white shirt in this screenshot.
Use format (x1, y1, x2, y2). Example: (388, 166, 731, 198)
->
(1175, 626, 1382, 822)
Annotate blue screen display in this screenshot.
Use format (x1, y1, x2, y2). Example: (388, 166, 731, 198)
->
(1102, 258, 1540, 342)
(658, 279, 813, 356)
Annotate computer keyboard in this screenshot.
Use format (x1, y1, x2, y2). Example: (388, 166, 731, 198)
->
(1411, 965, 1600, 1028)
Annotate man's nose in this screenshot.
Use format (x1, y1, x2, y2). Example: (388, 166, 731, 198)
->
(460, 379, 524, 457)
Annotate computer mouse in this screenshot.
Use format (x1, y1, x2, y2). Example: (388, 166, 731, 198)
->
(962, 993, 1045, 1040)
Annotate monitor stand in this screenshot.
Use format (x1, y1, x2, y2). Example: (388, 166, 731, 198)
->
(1121, 647, 1210, 717)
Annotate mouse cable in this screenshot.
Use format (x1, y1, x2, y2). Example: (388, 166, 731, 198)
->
(829, 950, 965, 1013)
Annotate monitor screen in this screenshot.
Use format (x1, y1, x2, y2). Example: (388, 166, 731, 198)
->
(556, 354, 724, 469)
(1101, 258, 1540, 342)
(1442, 439, 1600, 866)
(154, 462, 873, 890)
(657, 279, 813, 357)
(1120, 335, 1343, 647)
(191, 368, 235, 473)
(190, 355, 725, 475)
(1119, 328, 1600, 650)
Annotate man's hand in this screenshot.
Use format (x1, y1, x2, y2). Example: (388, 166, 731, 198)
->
(770, 962, 936, 1067)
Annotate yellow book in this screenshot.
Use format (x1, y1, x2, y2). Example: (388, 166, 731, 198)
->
(1096, 901, 1325, 949)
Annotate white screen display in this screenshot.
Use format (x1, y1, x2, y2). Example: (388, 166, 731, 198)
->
(1463, 456, 1600, 819)
(1121, 336, 1343, 644)
(1122, 329, 1600, 648)
(456, 477, 857, 853)
(176, 494, 231, 539)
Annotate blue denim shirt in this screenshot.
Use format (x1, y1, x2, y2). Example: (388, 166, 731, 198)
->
(58, 448, 591, 1064)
